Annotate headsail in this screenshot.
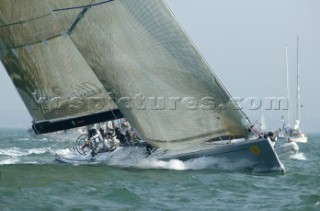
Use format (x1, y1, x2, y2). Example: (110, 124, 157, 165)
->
(48, 0, 251, 150)
(0, 0, 120, 134)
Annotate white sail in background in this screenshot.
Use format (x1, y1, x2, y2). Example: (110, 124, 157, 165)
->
(46, 0, 251, 150)
(0, 0, 118, 133)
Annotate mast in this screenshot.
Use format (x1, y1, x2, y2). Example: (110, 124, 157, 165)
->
(259, 106, 263, 131)
(285, 46, 291, 127)
(296, 36, 301, 129)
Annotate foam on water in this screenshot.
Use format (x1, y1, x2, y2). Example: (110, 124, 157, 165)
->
(27, 147, 48, 155)
(17, 138, 31, 141)
(132, 157, 227, 171)
(0, 157, 20, 165)
(290, 152, 307, 160)
(103, 149, 254, 171)
(130, 157, 216, 171)
(0, 147, 48, 158)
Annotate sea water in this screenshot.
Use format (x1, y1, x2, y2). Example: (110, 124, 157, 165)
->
(0, 128, 319, 211)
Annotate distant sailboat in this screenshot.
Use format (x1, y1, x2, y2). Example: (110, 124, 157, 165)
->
(281, 38, 307, 143)
(288, 37, 307, 143)
(0, 0, 284, 173)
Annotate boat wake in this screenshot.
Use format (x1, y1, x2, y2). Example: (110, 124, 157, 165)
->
(54, 147, 259, 172)
(132, 157, 257, 171)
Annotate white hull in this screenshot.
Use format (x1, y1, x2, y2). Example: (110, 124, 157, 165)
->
(276, 131, 286, 139)
(289, 134, 308, 143)
(55, 138, 285, 174)
(275, 142, 299, 157)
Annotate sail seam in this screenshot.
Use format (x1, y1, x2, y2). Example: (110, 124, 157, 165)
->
(5, 34, 62, 50)
(0, 14, 51, 28)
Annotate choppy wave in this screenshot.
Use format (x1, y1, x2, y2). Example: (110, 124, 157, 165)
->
(0, 129, 319, 211)
(0, 157, 20, 165)
(0, 147, 48, 157)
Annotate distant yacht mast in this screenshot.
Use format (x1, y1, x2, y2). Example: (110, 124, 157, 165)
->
(285, 46, 291, 127)
(296, 36, 301, 128)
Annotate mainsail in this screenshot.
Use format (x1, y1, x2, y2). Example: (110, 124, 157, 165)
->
(0, 0, 253, 150)
(0, 0, 120, 134)
(46, 0, 251, 150)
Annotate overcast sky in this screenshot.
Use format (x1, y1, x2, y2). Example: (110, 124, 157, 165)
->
(0, 0, 319, 132)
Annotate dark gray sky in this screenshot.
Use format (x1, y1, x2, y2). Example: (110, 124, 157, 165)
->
(0, 0, 319, 132)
